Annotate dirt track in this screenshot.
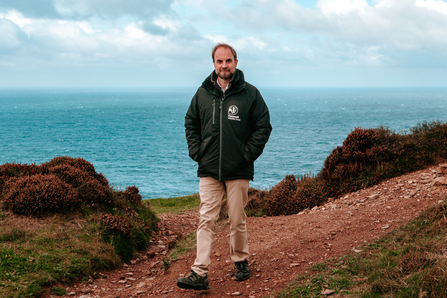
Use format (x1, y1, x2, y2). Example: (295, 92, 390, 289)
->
(56, 164, 447, 298)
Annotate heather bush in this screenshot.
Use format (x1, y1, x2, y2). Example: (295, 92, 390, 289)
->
(124, 186, 142, 205)
(265, 175, 297, 216)
(48, 164, 114, 208)
(41, 156, 96, 176)
(255, 121, 447, 217)
(42, 156, 109, 187)
(245, 188, 269, 217)
(101, 214, 133, 237)
(3, 174, 80, 216)
(292, 176, 327, 211)
(0, 163, 40, 194)
(101, 193, 158, 262)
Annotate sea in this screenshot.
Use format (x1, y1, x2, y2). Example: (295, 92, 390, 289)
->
(1, 87, 447, 199)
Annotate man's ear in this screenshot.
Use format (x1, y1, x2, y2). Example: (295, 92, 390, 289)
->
(235, 59, 238, 67)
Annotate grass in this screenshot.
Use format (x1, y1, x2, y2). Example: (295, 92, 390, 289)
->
(147, 193, 200, 214)
(0, 191, 194, 298)
(275, 199, 447, 298)
(0, 211, 120, 298)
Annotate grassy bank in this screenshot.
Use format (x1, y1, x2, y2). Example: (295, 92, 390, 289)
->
(0, 157, 159, 297)
(276, 200, 447, 298)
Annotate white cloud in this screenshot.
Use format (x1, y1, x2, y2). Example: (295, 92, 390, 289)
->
(415, 0, 447, 14)
(0, 18, 26, 52)
(53, 0, 175, 19)
(1, 0, 447, 87)
(318, 0, 369, 15)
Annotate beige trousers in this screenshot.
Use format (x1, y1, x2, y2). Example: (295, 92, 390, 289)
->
(191, 177, 250, 277)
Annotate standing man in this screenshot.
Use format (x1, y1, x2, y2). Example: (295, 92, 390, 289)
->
(178, 43, 272, 290)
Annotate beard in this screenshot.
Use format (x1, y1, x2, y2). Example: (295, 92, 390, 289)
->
(217, 69, 235, 81)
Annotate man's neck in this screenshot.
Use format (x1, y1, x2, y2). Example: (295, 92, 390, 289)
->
(217, 77, 231, 91)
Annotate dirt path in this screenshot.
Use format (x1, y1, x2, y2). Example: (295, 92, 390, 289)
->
(56, 165, 447, 298)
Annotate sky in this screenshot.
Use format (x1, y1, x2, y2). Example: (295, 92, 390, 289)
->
(1, 0, 447, 88)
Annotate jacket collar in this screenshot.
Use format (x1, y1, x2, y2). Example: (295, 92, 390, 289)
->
(203, 69, 246, 95)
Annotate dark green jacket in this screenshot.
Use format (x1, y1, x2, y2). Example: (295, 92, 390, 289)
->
(185, 69, 272, 180)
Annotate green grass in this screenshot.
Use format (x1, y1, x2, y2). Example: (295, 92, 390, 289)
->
(0, 211, 120, 298)
(147, 193, 200, 215)
(275, 199, 447, 298)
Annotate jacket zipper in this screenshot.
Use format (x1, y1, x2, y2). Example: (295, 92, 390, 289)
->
(212, 99, 215, 125)
(219, 95, 224, 180)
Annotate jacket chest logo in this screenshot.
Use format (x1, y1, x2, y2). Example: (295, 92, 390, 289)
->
(228, 105, 241, 121)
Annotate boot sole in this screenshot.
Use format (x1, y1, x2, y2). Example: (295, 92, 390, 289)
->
(235, 273, 250, 281)
(177, 281, 210, 290)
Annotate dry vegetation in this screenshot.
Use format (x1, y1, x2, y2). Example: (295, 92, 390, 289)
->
(0, 157, 158, 297)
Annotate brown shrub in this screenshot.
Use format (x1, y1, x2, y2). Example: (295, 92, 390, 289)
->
(76, 178, 114, 207)
(42, 156, 95, 173)
(321, 146, 343, 180)
(3, 174, 80, 216)
(42, 156, 109, 187)
(48, 164, 113, 207)
(293, 176, 327, 211)
(48, 164, 91, 188)
(101, 213, 133, 237)
(0, 163, 40, 194)
(321, 128, 390, 182)
(343, 127, 376, 157)
(125, 186, 142, 205)
(246, 188, 269, 213)
(265, 175, 297, 216)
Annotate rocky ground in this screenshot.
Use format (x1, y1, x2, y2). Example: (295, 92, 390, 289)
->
(53, 164, 447, 298)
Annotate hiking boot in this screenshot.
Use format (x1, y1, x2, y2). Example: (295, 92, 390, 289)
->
(235, 259, 250, 281)
(177, 270, 210, 290)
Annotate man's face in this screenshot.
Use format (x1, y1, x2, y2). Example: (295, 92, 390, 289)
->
(213, 47, 238, 81)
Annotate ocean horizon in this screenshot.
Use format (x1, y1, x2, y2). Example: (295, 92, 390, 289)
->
(2, 87, 447, 199)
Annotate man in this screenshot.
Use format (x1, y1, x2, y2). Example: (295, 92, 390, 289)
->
(178, 43, 272, 291)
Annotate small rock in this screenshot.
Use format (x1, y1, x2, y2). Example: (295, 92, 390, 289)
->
(433, 177, 447, 186)
(290, 263, 300, 267)
(382, 224, 390, 229)
(231, 292, 241, 296)
(136, 282, 145, 288)
(125, 272, 134, 276)
(353, 249, 363, 253)
(135, 290, 147, 295)
(67, 293, 76, 296)
(321, 289, 335, 295)
(79, 296, 91, 298)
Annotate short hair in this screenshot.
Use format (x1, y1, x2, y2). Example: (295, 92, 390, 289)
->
(211, 43, 237, 62)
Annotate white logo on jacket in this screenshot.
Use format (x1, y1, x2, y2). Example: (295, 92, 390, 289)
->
(228, 105, 240, 121)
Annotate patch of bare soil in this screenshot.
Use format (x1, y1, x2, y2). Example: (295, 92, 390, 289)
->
(55, 164, 447, 298)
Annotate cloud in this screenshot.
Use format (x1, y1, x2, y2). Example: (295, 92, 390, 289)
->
(53, 0, 175, 20)
(220, 0, 447, 69)
(0, 0, 60, 18)
(1, 0, 447, 87)
(0, 18, 27, 53)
